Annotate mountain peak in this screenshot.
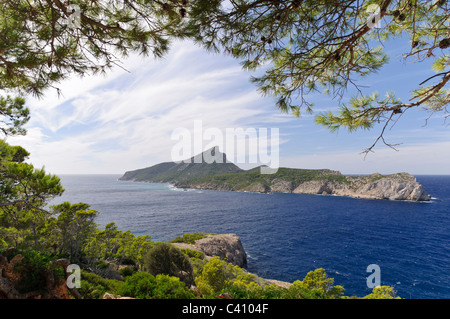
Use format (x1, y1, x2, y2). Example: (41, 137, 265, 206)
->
(190, 146, 227, 164)
(120, 146, 242, 183)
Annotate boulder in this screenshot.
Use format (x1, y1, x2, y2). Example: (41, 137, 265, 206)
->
(293, 180, 334, 195)
(173, 234, 247, 267)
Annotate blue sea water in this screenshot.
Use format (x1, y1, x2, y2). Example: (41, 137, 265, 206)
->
(51, 174, 450, 299)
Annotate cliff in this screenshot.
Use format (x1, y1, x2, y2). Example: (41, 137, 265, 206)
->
(120, 147, 430, 202)
(291, 173, 430, 201)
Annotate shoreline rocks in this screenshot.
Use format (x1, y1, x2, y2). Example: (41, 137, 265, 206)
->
(292, 173, 430, 201)
(178, 172, 430, 202)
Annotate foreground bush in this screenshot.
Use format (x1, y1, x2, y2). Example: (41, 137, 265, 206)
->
(118, 272, 195, 299)
(143, 242, 193, 286)
(79, 271, 124, 299)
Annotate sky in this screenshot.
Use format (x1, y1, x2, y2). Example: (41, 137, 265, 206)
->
(6, 38, 450, 175)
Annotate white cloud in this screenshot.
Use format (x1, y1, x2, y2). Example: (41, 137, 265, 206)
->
(9, 41, 290, 174)
(6, 40, 448, 176)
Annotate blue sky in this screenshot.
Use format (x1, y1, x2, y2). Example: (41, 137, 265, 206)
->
(7, 38, 450, 175)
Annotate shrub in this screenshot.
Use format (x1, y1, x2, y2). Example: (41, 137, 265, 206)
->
(119, 266, 137, 277)
(291, 268, 345, 299)
(363, 286, 400, 299)
(13, 250, 64, 294)
(143, 242, 193, 286)
(181, 248, 204, 259)
(153, 274, 195, 299)
(195, 256, 261, 297)
(118, 272, 194, 299)
(118, 272, 156, 299)
(79, 270, 124, 299)
(171, 232, 215, 244)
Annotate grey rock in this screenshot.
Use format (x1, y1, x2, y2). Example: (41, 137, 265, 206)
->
(292, 173, 429, 201)
(173, 234, 247, 267)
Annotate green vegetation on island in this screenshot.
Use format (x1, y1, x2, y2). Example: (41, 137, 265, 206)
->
(119, 147, 349, 187)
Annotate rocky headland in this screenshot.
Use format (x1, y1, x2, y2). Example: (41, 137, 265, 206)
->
(172, 233, 247, 268)
(172, 233, 292, 289)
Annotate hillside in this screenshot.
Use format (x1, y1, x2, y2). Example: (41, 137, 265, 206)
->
(119, 146, 243, 182)
(120, 147, 430, 201)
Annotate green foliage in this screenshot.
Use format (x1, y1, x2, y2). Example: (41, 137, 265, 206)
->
(171, 232, 215, 244)
(0, 140, 64, 250)
(185, 167, 348, 192)
(152, 274, 196, 299)
(0, 141, 64, 213)
(121, 156, 351, 192)
(79, 270, 124, 299)
(84, 224, 152, 268)
(119, 266, 138, 278)
(12, 250, 64, 294)
(184, 0, 450, 150)
(364, 286, 401, 299)
(118, 272, 155, 299)
(194, 258, 350, 299)
(118, 272, 194, 299)
(180, 248, 204, 259)
(50, 202, 98, 262)
(143, 242, 193, 286)
(120, 154, 242, 183)
(0, 95, 30, 137)
(0, 1, 186, 97)
(194, 256, 261, 297)
(293, 268, 345, 299)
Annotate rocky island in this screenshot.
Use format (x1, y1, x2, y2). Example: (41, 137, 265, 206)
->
(120, 147, 430, 202)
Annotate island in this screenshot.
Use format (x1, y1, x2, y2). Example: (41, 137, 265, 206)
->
(119, 146, 430, 202)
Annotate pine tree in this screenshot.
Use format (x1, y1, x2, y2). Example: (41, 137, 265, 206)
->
(184, 0, 450, 152)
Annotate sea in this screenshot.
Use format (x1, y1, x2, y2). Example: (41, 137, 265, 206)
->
(50, 174, 450, 299)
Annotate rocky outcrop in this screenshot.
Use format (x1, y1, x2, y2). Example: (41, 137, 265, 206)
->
(172, 234, 247, 267)
(241, 182, 270, 193)
(292, 180, 335, 195)
(292, 173, 430, 201)
(265, 179, 295, 193)
(0, 249, 78, 299)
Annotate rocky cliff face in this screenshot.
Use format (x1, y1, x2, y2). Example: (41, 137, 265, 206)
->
(172, 234, 247, 267)
(182, 172, 430, 202)
(292, 173, 430, 201)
